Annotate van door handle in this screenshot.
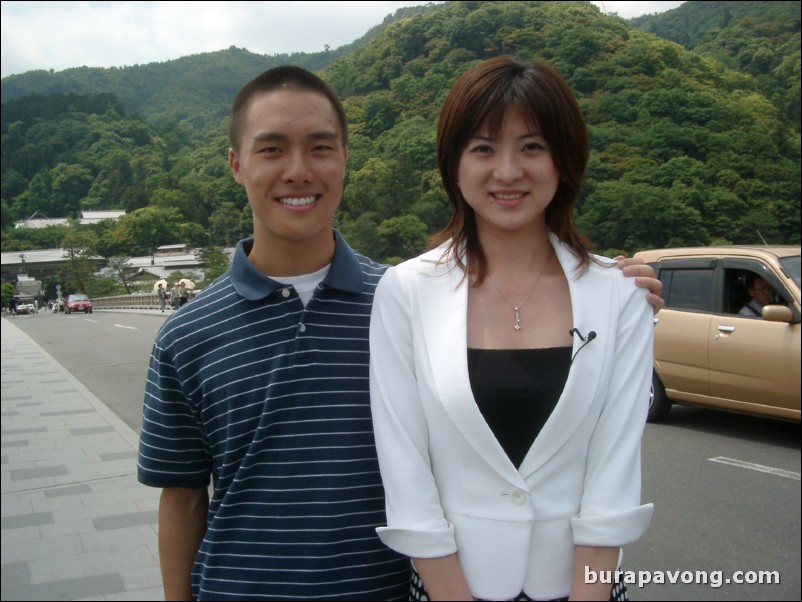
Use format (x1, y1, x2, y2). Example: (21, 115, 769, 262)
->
(718, 325, 736, 333)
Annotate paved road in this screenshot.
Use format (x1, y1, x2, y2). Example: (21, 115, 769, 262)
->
(1, 315, 163, 601)
(5, 309, 801, 600)
(631, 405, 800, 600)
(7, 309, 168, 432)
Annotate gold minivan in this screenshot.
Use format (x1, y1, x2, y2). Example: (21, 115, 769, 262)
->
(633, 246, 800, 423)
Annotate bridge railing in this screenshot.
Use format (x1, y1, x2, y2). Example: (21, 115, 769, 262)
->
(91, 291, 196, 310)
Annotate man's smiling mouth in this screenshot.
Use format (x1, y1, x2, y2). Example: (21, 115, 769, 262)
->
(277, 196, 317, 206)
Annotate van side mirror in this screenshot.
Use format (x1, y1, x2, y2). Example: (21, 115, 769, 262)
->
(762, 305, 794, 323)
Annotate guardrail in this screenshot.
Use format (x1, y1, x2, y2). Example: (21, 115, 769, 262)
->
(91, 291, 196, 310)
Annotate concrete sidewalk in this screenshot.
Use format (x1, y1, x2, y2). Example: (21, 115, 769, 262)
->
(1, 316, 163, 601)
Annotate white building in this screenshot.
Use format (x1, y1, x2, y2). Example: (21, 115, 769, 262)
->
(13, 210, 126, 229)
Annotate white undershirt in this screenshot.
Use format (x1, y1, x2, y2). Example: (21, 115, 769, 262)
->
(271, 264, 331, 306)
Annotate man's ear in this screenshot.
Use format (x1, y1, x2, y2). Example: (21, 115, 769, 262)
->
(229, 147, 244, 184)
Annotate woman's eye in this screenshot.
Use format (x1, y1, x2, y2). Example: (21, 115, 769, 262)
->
(523, 142, 546, 151)
(470, 144, 493, 154)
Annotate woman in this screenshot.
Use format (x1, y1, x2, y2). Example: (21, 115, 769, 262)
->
(369, 57, 654, 601)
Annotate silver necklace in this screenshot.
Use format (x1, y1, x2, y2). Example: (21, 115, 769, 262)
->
(488, 254, 551, 332)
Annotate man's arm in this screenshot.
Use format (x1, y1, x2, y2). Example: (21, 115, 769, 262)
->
(159, 487, 209, 601)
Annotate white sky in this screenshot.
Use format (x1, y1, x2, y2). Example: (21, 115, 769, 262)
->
(0, 1, 685, 78)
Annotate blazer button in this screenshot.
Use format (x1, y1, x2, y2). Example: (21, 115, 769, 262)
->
(509, 489, 527, 505)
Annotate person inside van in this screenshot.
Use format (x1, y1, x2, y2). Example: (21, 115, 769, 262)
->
(738, 274, 774, 317)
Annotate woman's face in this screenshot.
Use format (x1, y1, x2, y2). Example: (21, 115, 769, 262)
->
(457, 106, 560, 238)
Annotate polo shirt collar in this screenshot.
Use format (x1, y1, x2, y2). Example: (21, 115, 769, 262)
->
(230, 230, 365, 301)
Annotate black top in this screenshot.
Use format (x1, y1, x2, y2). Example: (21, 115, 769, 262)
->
(467, 347, 571, 469)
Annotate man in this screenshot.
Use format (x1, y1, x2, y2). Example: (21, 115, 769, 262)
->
(739, 274, 774, 317)
(137, 66, 663, 600)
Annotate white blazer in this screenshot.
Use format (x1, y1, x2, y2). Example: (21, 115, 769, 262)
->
(369, 234, 654, 600)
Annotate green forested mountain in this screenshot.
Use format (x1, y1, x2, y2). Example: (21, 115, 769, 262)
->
(2, 0, 799, 267)
(631, 0, 800, 131)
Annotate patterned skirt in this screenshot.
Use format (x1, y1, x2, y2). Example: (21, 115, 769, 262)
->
(410, 567, 628, 601)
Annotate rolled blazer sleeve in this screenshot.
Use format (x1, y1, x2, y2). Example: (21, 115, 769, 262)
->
(369, 266, 458, 558)
(571, 271, 654, 546)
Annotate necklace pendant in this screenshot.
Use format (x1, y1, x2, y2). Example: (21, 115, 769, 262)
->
(514, 307, 521, 331)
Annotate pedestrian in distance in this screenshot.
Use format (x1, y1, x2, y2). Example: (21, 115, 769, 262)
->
(137, 64, 664, 601)
(157, 283, 166, 312)
(369, 56, 655, 601)
(178, 281, 189, 306)
(169, 283, 180, 310)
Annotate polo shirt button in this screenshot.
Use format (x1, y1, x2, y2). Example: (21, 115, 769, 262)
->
(509, 489, 527, 505)
(299, 324, 307, 333)
(281, 289, 291, 298)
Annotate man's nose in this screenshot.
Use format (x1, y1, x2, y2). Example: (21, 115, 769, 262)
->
(283, 151, 313, 183)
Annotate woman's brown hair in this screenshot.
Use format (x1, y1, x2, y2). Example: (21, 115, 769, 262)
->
(433, 56, 593, 284)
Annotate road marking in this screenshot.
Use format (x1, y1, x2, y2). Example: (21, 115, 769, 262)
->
(113, 324, 136, 330)
(709, 456, 800, 480)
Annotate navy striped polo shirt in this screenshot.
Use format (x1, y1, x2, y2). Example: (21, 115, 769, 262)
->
(138, 231, 409, 600)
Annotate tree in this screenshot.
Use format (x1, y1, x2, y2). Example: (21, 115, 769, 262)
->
(342, 157, 398, 219)
(337, 211, 383, 260)
(51, 163, 93, 216)
(60, 228, 99, 296)
(12, 170, 55, 219)
(105, 256, 140, 294)
(376, 214, 428, 262)
(411, 170, 450, 233)
(362, 92, 399, 139)
(180, 222, 210, 248)
(578, 182, 707, 253)
(1, 281, 15, 310)
(197, 247, 231, 285)
(239, 204, 254, 240)
(111, 206, 186, 256)
(1, 199, 14, 232)
(209, 202, 242, 246)
(150, 188, 199, 223)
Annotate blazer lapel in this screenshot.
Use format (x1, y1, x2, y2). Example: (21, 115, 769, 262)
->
(518, 237, 609, 479)
(418, 250, 527, 487)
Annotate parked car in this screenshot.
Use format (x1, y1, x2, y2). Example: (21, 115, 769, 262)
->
(633, 245, 800, 423)
(64, 294, 93, 314)
(15, 303, 31, 315)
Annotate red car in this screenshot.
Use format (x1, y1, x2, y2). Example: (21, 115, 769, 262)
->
(64, 294, 93, 314)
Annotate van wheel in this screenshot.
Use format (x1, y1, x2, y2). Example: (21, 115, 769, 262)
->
(648, 372, 672, 423)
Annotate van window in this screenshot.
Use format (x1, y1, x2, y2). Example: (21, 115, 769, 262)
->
(660, 268, 714, 312)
